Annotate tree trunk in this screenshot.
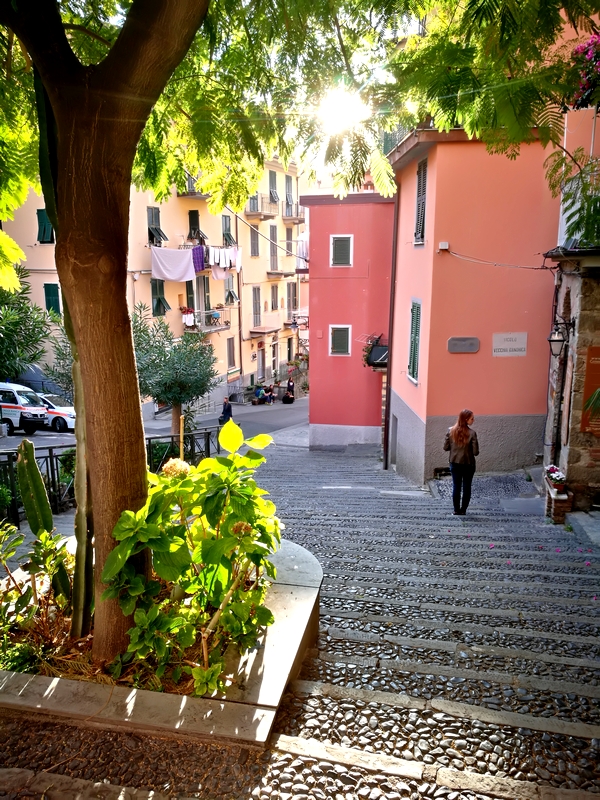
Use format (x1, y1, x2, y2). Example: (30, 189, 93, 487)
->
(3, 0, 211, 663)
(172, 403, 183, 437)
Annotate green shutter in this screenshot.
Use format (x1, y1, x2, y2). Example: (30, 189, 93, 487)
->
(151, 279, 171, 316)
(332, 236, 352, 266)
(415, 160, 427, 243)
(186, 280, 195, 309)
(331, 327, 349, 354)
(44, 284, 60, 314)
(37, 209, 54, 244)
(408, 302, 421, 379)
(269, 170, 279, 202)
(251, 225, 259, 256)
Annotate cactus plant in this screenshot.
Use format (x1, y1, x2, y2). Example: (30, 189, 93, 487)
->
(17, 440, 53, 537)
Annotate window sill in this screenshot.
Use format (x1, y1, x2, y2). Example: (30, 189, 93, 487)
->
(330, 264, 353, 268)
(330, 352, 351, 357)
(413, 241, 425, 247)
(407, 374, 418, 385)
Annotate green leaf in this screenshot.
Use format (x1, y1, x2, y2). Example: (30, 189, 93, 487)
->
(119, 594, 137, 616)
(177, 623, 196, 648)
(243, 434, 273, 450)
(254, 605, 274, 626)
(201, 536, 238, 565)
(101, 539, 137, 583)
(154, 539, 192, 581)
(219, 420, 244, 453)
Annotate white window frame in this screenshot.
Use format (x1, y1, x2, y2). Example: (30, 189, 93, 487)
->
(329, 234, 354, 267)
(329, 324, 352, 356)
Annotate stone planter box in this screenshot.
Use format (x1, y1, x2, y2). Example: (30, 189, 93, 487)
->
(0, 540, 322, 746)
(544, 477, 574, 524)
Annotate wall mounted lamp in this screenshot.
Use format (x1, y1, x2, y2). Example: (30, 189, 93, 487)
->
(547, 318, 576, 358)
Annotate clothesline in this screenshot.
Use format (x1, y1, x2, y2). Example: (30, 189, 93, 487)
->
(225, 205, 309, 264)
(151, 245, 242, 283)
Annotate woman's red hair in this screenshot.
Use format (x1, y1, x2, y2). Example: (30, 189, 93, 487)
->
(450, 409, 474, 447)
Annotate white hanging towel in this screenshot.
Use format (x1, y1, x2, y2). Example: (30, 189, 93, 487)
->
(211, 264, 229, 280)
(232, 247, 243, 272)
(151, 247, 195, 282)
(296, 233, 308, 270)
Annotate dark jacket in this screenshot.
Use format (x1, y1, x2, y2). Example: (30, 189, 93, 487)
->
(443, 428, 479, 465)
(222, 400, 233, 422)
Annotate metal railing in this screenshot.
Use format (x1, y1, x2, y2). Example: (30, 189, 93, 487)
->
(245, 194, 278, 217)
(282, 202, 306, 220)
(191, 307, 232, 329)
(0, 426, 221, 528)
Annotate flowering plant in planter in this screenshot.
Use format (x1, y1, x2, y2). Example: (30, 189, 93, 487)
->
(572, 34, 600, 110)
(545, 465, 566, 490)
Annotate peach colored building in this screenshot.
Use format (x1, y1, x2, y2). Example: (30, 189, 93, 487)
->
(386, 130, 559, 484)
(301, 193, 394, 447)
(5, 158, 308, 415)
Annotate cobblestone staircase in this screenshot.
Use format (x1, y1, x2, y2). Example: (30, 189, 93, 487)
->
(1, 443, 599, 800)
(259, 446, 600, 800)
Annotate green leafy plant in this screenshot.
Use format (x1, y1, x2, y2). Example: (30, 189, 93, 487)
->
(102, 421, 280, 695)
(0, 484, 11, 514)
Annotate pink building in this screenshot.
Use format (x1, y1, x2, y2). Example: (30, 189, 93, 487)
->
(301, 194, 394, 448)
(386, 129, 559, 484)
(302, 130, 561, 479)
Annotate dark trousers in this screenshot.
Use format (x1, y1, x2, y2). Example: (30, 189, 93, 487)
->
(449, 463, 475, 512)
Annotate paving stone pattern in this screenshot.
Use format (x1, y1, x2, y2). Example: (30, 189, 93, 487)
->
(2, 445, 600, 799)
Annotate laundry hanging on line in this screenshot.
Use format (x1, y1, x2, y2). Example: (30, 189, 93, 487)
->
(151, 246, 195, 282)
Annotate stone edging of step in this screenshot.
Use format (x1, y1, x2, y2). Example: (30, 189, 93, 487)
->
(0, 767, 167, 799)
(0, 540, 322, 746)
(290, 679, 600, 740)
(271, 732, 599, 800)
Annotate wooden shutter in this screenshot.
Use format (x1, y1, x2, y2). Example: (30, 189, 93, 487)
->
(332, 236, 352, 266)
(408, 302, 421, 379)
(415, 160, 427, 243)
(186, 280, 195, 309)
(331, 327, 350, 354)
(37, 209, 54, 244)
(252, 286, 261, 325)
(271, 284, 278, 310)
(269, 170, 279, 202)
(44, 284, 60, 314)
(270, 225, 278, 270)
(251, 225, 259, 256)
(227, 337, 235, 368)
(286, 228, 293, 255)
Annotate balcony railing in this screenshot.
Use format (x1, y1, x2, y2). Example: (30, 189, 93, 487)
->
(245, 194, 278, 219)
(282, 202, 306, 222)
(248, 311, 281, 334)
(183, 307, 232, 331)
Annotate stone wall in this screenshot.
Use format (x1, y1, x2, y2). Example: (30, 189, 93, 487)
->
(545, 266, 600, 511)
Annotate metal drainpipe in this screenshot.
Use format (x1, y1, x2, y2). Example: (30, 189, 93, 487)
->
(383, 179, 401, 470)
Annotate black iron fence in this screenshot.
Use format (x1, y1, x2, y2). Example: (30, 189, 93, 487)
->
(0, 426, 221, 528)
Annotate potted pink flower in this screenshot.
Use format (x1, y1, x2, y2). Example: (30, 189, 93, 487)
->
(545, 465, 566, 492)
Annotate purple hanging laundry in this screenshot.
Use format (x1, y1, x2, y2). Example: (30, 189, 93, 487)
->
(192, 245, 205, 273)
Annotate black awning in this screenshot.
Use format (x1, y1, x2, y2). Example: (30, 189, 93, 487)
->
(366, 345, 388, 367)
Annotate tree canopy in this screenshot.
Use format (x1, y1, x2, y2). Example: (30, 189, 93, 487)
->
(0, 266, 52, 381)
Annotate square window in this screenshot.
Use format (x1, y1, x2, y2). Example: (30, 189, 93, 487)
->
(330, 325, 351, 355)
(44, 284, 60, 314)
(330, 235, 353, 267)
(37, 209, 54, 244)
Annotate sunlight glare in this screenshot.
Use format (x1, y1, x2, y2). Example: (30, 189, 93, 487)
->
(318, 88, 371, 136)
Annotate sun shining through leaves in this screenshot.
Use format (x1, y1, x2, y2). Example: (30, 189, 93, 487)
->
(318, 87, 372, 135)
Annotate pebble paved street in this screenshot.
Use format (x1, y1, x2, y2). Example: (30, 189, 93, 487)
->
(1, 432, 600, 799)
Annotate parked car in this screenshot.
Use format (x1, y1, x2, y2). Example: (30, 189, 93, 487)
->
(39, 393, 76, 433)
(0, 382, 48, 435)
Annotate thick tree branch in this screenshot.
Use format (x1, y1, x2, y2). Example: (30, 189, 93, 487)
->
(64, 24, 112, 48)
(0, 0, 83, 97)
(95, 0, 210, 107)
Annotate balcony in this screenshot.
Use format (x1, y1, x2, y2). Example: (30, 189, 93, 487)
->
(184, 307, 232, 332)
(249, 311, 281, 336)
(267, 256, 296, 278)
(282, 202, 306, 224)
(245, 194, 278, 220)
(177, 173, 211, 199)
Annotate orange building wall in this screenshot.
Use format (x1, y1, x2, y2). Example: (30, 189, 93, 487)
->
(428, 142, 558, 417)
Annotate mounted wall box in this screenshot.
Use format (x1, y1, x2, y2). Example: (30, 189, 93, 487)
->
(438, 242, 449, 250)
(447, 337, 480, 353)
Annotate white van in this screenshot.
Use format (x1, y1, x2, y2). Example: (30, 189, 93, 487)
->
(0, 382, 49, 435)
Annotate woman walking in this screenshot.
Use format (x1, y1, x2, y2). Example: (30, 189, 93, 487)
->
(443, 409, 479, 515)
